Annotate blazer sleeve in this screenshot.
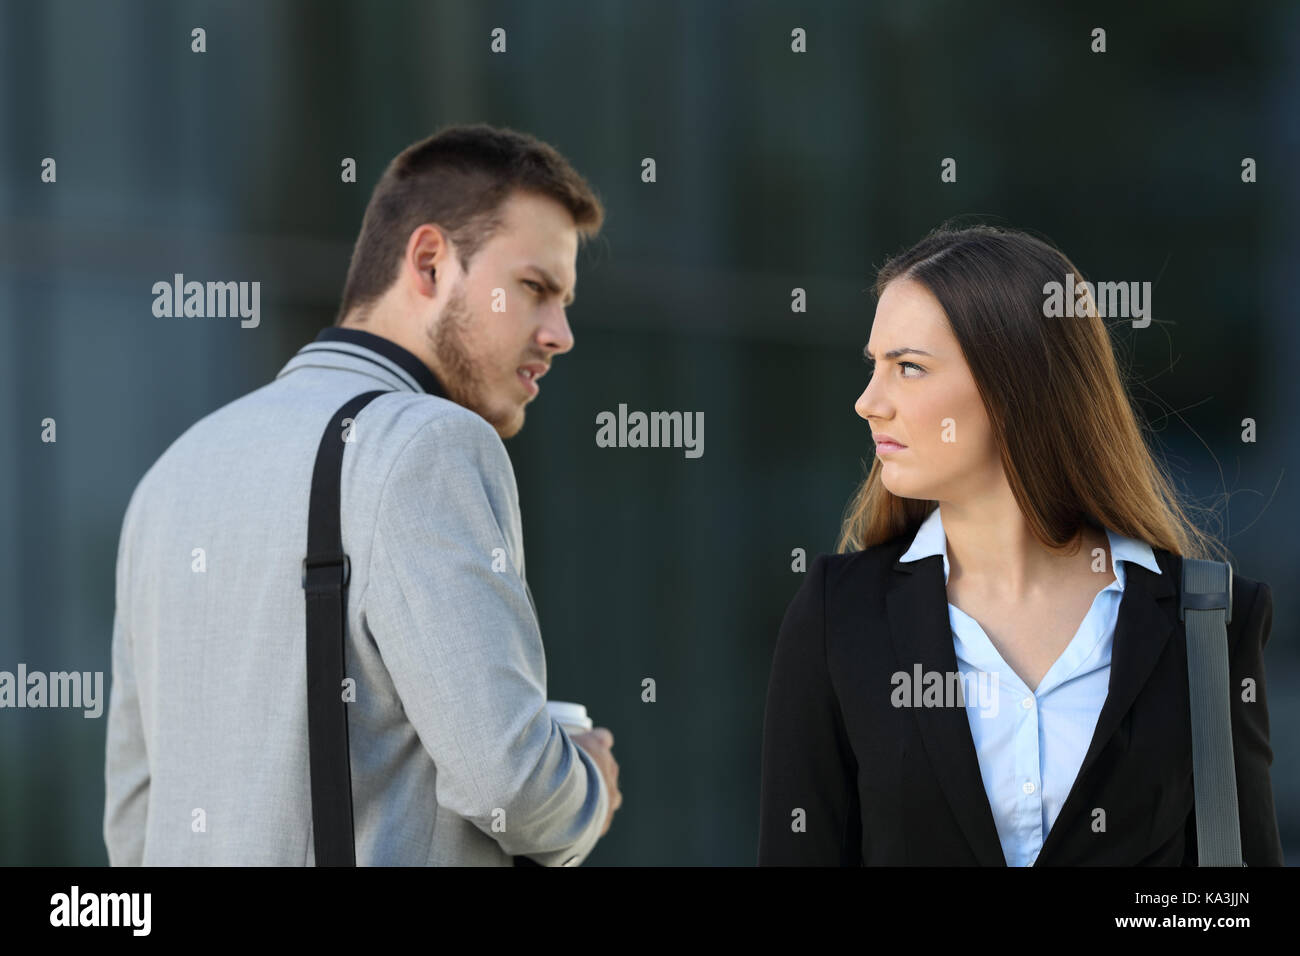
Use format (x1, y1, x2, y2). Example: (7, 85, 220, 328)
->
(1229, 580, 1284, 865)
(103, 490, 150, 866)
(758, 553, 861, 865)
(361, 412, 607, 866)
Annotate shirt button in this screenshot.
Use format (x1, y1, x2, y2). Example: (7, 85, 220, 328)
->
(1021, 696, 1034, 709)
(1023, 781, 1036, 794)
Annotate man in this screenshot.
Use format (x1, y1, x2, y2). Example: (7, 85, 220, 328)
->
(104, 124, 622, 865)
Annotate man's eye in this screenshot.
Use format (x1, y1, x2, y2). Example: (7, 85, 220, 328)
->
(523, 280, 544, 294)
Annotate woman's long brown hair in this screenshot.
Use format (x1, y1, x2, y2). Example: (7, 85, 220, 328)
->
(836, 223, 1227, 563)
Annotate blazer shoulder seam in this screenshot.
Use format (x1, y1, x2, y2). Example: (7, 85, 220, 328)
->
(354, 403, 508, 618)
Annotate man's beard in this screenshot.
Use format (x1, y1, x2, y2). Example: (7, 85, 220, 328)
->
(426, 282, 521, 436)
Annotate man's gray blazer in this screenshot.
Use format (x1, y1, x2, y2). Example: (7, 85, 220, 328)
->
(104, 325, 608, 865)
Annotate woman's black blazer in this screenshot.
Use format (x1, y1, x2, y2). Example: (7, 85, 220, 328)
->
(757, 537, 1284, 866)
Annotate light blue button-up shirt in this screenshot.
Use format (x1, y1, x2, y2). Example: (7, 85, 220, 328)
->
(897, 505, 1162, 866)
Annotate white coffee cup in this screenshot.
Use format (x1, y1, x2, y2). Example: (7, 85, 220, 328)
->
(547, 700, 593, 736)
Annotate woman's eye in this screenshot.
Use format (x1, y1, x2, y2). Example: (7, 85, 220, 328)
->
(866, 361, 924, 378)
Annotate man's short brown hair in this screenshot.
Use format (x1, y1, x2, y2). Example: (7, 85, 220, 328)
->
(335, 123, 604, 325)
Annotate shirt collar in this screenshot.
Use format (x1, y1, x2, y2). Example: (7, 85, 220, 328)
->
(277, 326, 449, 398)
(897, 504, 1162, 590)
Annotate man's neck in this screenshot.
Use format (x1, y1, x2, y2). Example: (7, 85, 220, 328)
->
(340, 312, 443, 385)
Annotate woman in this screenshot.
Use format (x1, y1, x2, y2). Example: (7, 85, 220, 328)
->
(757, 224, 1283, 866)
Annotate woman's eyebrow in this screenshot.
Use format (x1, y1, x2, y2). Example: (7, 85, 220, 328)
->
(863, 346, 934, 360)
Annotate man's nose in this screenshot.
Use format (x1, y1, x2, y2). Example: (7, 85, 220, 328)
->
(538, 304, 574, 354)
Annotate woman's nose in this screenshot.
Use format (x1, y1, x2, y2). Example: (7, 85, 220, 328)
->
(854, 386, 870, 420)
(855, 378, 885, 421)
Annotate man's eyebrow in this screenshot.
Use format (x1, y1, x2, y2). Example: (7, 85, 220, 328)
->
(529, 266, 575, 306)
(863, 346, 933, 361)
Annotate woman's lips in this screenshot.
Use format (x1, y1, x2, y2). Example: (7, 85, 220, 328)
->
(872, 434, 907, 455)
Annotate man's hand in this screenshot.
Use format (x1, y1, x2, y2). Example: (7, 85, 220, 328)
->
(571, 727, 622, 836)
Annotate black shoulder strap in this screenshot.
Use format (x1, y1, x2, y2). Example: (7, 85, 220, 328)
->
(302, 389, 390, 866)
(1179, 556, 1245, 867)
